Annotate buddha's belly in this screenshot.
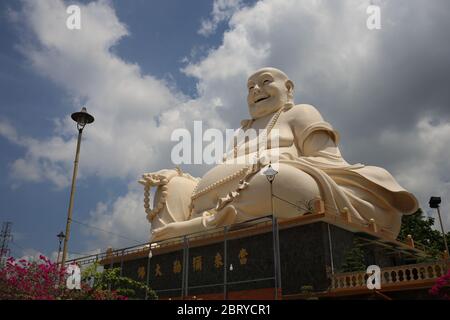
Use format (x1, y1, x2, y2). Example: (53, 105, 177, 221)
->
(190, 158, 323, 222)
(191, 160, 250, 215)
(190, 148, 298, 216)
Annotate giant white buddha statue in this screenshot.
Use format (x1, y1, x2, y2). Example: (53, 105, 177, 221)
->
(140, 67, 418, 241)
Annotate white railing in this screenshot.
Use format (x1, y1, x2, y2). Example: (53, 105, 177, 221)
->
(331, 260, 450, 290)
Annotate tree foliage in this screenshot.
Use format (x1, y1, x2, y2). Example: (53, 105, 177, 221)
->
(340, 239, 366, 272)
(82, 262, 157, 300)
(398, 208, 449, 259)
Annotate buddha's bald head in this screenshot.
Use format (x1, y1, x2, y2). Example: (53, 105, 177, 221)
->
(250, 67, 290, 81)
(246, 67, 294, 119)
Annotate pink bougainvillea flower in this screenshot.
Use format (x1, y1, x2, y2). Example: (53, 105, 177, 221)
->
(429, 269, 450, 300)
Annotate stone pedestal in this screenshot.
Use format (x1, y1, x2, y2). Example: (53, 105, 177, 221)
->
(103, 213, 425, 299)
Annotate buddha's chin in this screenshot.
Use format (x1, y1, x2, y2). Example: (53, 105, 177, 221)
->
(249, 103, 281, 119)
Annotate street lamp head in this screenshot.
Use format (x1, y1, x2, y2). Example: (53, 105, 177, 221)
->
(429, 196, 441, 209)
(71, 107, 94, 130)
(57, 231, 65, 242)
(262, 163, 278, 183)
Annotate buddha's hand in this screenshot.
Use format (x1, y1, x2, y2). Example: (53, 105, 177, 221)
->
(151, 224, 174, 242)
(138, 169, 179, 187)
(151, 217, 206, 242)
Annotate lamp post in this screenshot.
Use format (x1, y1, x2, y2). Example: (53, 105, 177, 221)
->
(262, 163, 281, 299)
(56, 231, 65, 265)
(61, 107, 94, 268)
(429, 197, 449, 258)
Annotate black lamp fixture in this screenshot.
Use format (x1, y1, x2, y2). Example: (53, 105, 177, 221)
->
(56, 231, 65, 265)
(429, 196, 441, 209)
(71, 107, 95, 131)
(57, 231, 65, 242)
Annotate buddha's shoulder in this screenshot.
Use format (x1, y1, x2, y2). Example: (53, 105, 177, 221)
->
(284, 103, 324, 122)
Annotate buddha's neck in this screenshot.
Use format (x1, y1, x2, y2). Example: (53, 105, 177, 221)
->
(249, 106, 283, 130)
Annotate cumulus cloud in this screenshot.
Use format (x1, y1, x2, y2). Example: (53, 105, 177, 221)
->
(0, 119, 72, 187)
(13, 248, 74, 263)
(2, 0, 230, 187)
(83, 184, 148, 249)
(378, 118, 450, 227)
(198, 0, 244, 36)
(3, 0, 209, 188)
(15, 248, 47, 262)
(0, 120, 21, 145)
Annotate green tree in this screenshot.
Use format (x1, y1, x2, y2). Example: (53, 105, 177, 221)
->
(82, 263, 157, 300)
(340, 239, 366, 272)
(398, 208, 449, 259)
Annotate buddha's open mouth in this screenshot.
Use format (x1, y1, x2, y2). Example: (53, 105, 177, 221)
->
(254, 96, 270, 103)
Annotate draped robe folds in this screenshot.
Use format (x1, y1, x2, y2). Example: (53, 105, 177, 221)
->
(199, 104, 418, 238)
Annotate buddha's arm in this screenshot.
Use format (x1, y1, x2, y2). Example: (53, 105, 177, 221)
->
(289, 104, 341, 158)
(302, 130, 342, 157)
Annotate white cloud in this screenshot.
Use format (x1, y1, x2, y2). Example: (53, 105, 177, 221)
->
(0, 120, 21, 145)
(2, 0, 231, 190)
(0, 119, 72, 187)
(0, 0, 228, 252)
(198, 0, 243, 36)
(15, 248, 48, 263)
(84, 184, 149, 250)
(2, 0, 201, 188)
(378, 118, 450, 229)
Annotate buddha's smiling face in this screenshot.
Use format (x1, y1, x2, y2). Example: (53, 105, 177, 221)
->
(247, 68, 294, 119)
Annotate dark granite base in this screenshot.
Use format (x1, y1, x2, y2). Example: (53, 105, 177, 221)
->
(105, 221, 418, 299)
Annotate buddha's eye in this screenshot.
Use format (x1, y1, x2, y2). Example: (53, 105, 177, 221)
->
(263, 79, 271, 85)
(248, 86, 254, 90)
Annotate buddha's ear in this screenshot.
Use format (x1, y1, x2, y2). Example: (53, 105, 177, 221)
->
(285, 79, 294, 92)
(285, 80, 294, 99)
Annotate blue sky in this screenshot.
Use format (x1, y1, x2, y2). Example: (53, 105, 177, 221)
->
(1, 0, 450, 260)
